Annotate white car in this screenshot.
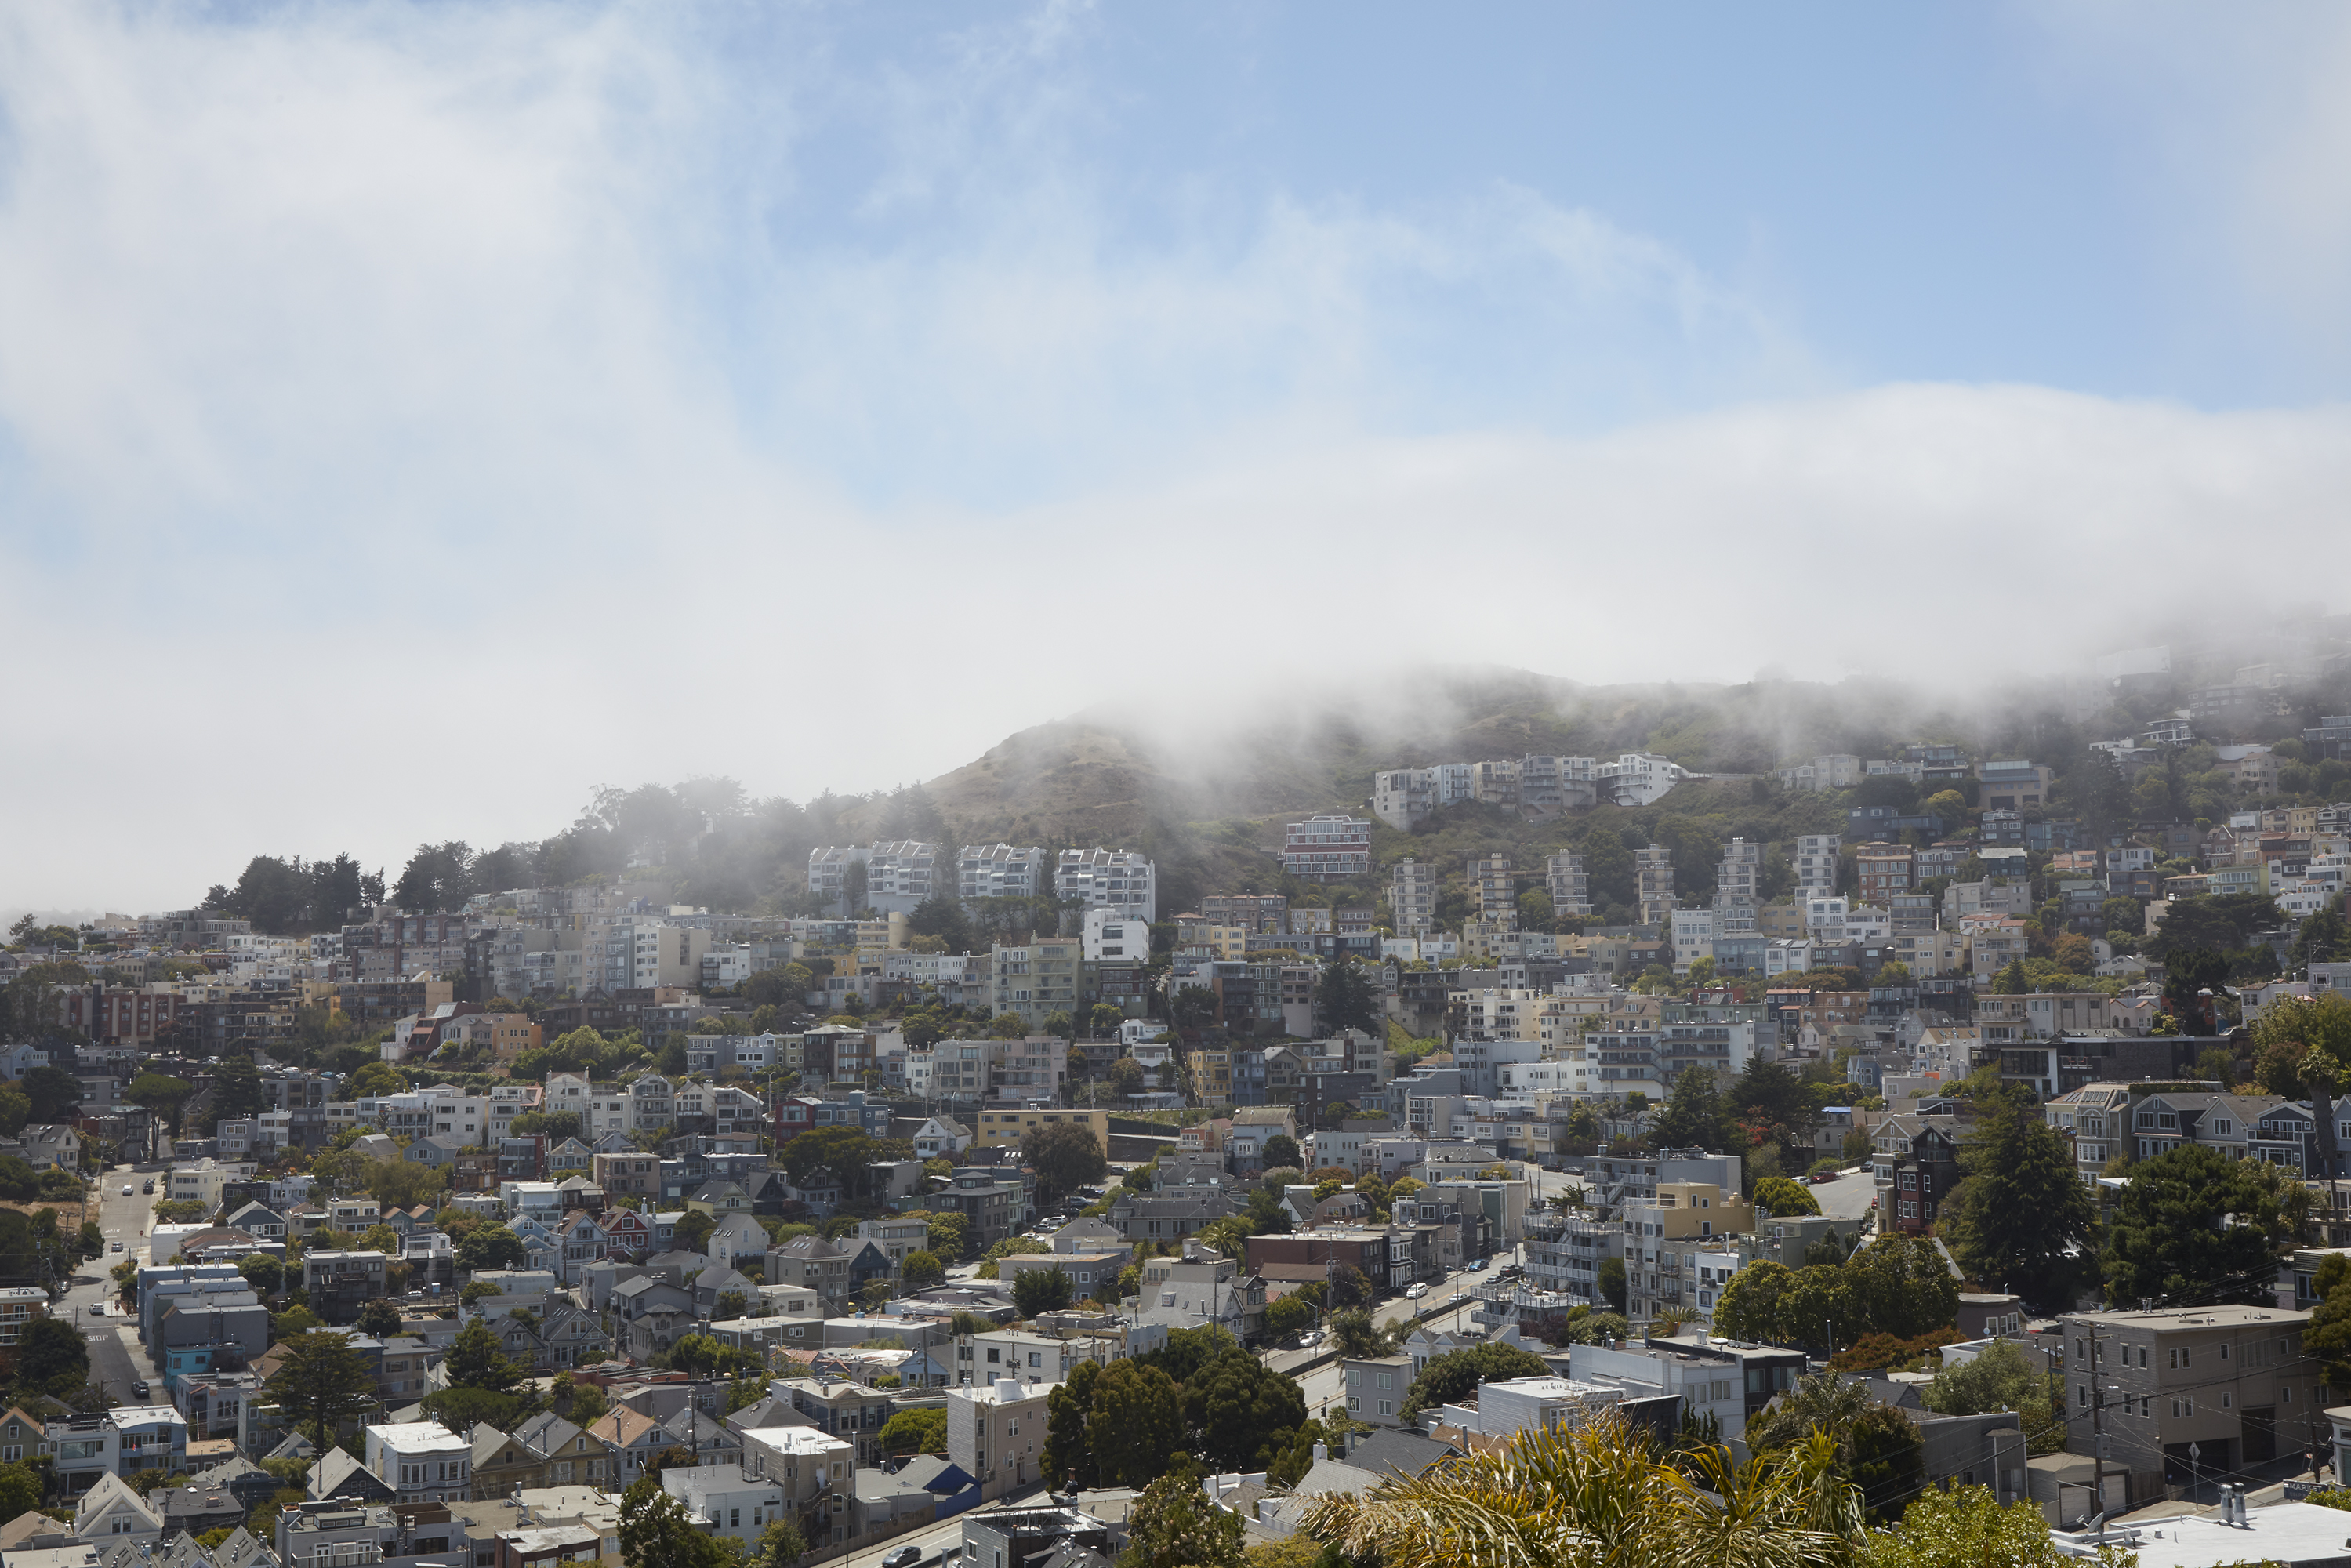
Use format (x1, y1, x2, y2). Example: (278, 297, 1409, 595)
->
(122, 1185, 132, 1196)
(1404, 1282, 1429, 1300)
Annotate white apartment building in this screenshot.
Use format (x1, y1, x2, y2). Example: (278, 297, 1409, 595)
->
(1082, 908, 1151, 964)
(1715, 838, 1762, 916)
(807, 843, 940, 916)
(1469, 855, 1517, 927)
(947, 1377, 1054, 1501)
(365, 1421, 473, 1504)
(1055, 849, 1157, 923)
(960, 844, 1046, 901)
(1600, 753, 1700, 808)
(1391, 858, 1439, 935)
(1281, 817, 1372, 882)
(1803, 895, 1850, 943)
(1794, 835, 1842, 897)
(1547, 852, 1591, 918)
(1671, 908, 1715, 974)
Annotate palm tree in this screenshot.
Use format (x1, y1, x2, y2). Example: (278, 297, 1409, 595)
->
(1299, 1407, 1864, 1568)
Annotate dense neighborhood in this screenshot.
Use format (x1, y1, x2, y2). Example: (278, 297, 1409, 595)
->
(5, 661, 2351, 1568)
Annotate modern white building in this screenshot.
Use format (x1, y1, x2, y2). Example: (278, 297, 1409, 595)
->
(1794, 835, 1842, 897)
(807, 843, 940, 916)
(1281, 817, 1373, 883)
(1599, 753, 1703, 807)
(1082, 907, 1152, 964)
(662, 1462, 785, 1544)
(365, 1421, 473, 1504)
(1055, 849, 1157, 923)
(1391, 858, 1440, 936)
(959, 844, 1047, 902)
(946, 1377, 1054, 1501)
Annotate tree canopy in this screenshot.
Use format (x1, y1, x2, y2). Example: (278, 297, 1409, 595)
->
(2101, 1142, 2291, 1307)
(1939, 1100, 2099, 1310)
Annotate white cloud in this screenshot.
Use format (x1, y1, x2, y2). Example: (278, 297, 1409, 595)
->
(0, 2, 2344, 915)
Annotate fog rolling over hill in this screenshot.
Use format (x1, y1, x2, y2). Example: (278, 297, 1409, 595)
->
(847, 667, 2019, 848)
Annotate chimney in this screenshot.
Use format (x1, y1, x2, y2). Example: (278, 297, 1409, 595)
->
(1311, 1441, 1327, 1463)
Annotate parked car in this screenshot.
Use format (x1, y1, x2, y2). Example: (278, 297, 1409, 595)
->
(130, 1380, 150, 1399)
(142, 1181, 154, 1194)
(882, 1548, 923, 1568)
(1449, 1291, 1470, 1306)
(1468, 1258, 1488, 1271)
(1404, 1282, 1429, 1300)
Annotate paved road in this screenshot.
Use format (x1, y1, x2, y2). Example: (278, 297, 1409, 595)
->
(65, 1163, 165, 1404)
(1810, 1165, 1878, 1222)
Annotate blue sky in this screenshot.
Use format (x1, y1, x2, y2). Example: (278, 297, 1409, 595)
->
(4, 0, 2350, 910)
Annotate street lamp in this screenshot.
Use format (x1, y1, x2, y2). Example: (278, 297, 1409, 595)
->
(2189, 1441, 2200, 1506)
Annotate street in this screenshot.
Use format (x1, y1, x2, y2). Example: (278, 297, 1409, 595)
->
(63, 1163, 165, 1405)
(1809, 1165, 1877, 1222)
(1264, 1255, 1507, 1425)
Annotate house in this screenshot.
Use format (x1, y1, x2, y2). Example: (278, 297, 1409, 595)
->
(70, 1475, 161, 1543)
(596, 1207, 653, 1261)
(945, 1378, 1053, 1501)
(662, 1463, 785, 1544)
(738, 1425, 854, 1523)
(706, 1213, 771, 1273)
(220, 1203, 286, 1242)
(551, 1213, 608, 1286)
(535, 1300, 615, 1370)
(766, 1236, 852, 1312)
(2059, 1305, 2320, 1506)
(586, 1407, 672, 1486)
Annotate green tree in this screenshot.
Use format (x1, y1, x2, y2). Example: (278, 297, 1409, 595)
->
(354, 1298, 403, 1338)
(456, 1223, 527, 1272)
(673, 1210, 717, 1254)
(1185, 1348, 1308, 1471)
(878, 1406, 948, 1456)
(619, 1475, 730, 1568)
(1596, 1256, 1627, 1315)
(1649, 1067, 1732, 1152)
(1326, 1308, 1394, 1360)
(1264, 1294, 1315, 1341)
(1022, 1123, 1108, 1205)
(2102, 1142, 2287, 1306)
(1315, 958, 1384, 1036)
(0, 1461, 42, 1523)
(927, 1211, 971, 1261)
(1090, 1361, 1185, 1488)
(1302, 1407, 1863, 1568)
(19, 1065, 81, 1124)
(1752, 1177, 1821, 1218)
(444, 1316, 523, 1396)
(125, 1072, 195, 1134)
(1746, 1372, 1925, 1523)
(753, 1519, 808, 1568)
(1260, 1134, 1301, 1171)
(209, 1055, 268, 1127)
(1013, 1265, 1074, 1318)
(1920, 1341, 2066, 1455)
(1842, 1236, 1960, 1342)
(16, 1316, 88, 1393)
(1867, 1482, 2087, 1567)
(1043, 1359, 1102, 1490)
(1119, 1467, 1246, 1568)
(900, 1250, 945, 1290)
(266, 1330, 380, 1450)
(1992, 959, 2029, 995)
(238, 1252, 285, 1296)
(1939, 1102, 2099, 1310)
(1397, 1341, 1549, 1423)
(1714, 1260, 1794, 1345)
